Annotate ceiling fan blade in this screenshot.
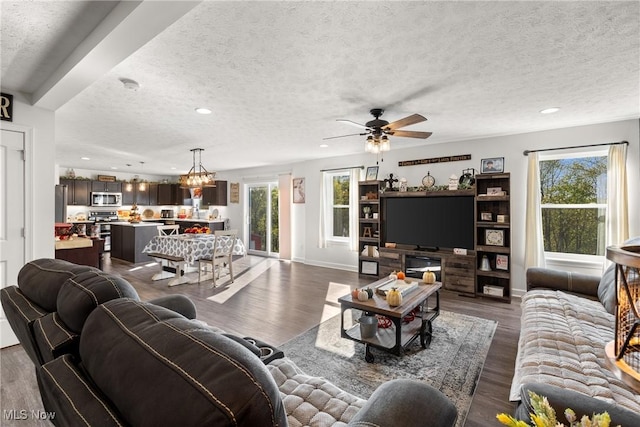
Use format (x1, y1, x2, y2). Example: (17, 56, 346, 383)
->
(384, 114, 427, 130)
(323, 132, 368, 140)
(336, 119, 369, 129)
(388, 130, 433, 139)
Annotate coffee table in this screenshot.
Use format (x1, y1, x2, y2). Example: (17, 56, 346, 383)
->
(338, 278, 441, 363)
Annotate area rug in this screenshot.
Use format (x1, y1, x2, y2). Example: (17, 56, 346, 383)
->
(280, 310, 497, 427)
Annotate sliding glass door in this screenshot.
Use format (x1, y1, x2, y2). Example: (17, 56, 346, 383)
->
(246, 182, 279, 257)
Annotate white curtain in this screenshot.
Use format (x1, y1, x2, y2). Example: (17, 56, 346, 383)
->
(348, 167, 362, 251)
(318, 172, 329, 248)
(524, 152, 546, 269)
(606, 143, 629, 247)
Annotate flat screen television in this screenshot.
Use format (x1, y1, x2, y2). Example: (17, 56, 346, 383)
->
(383, 195, 475, 250)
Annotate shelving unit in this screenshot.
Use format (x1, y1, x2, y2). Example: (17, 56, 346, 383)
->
(475, 173, 511, 302)
(358, 180, 382, 277)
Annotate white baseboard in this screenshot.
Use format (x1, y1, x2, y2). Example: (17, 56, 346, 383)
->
(1, 319, 18, 348)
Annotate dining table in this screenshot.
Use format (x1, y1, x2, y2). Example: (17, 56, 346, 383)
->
(142, 234, 246, 286)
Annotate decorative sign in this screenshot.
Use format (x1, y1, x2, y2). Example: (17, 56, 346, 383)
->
(230, 182, 240, 203)
(1, 92, 13, 122)
(398, 154, 471, 167)
(97, 175, 116, 182)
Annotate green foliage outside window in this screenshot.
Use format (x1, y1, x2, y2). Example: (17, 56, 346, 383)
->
(332, 175, 350, 237)
(540, 156, 607, 255)
(249, 185, 279, 253)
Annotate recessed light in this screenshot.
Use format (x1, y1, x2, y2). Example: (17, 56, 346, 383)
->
(540, 107, 560, 114)
(171, 167, 177, 170)
(110, 166, 118, 170)
(195, 107, 212, 115)
(320, 144, 329, 148)
(81, 157, 90, 160)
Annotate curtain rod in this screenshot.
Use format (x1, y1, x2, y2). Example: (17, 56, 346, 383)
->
(523, 141, 628, 156)
(320, 165, 364, 172)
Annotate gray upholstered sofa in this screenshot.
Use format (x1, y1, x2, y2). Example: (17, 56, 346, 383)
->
(3, 259, 458, 427)
(511, 252, 640, 425)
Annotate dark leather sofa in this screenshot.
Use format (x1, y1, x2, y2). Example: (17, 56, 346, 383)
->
(0, 258, 196, 366)
(3, 258, 459, 427)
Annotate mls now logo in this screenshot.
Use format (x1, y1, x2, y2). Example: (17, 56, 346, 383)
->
(3, 409, 55, 420)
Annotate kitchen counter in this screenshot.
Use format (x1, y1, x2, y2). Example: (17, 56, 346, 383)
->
(110, 223, 161, 264)
(55, 238, 105, 269)
(112, 221, 163, 227)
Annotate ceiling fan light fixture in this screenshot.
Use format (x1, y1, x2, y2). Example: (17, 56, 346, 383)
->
(179, 148, 216, 189)
(380, 135, 390, 151)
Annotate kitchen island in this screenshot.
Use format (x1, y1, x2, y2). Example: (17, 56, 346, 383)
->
(143, 218, 229, 233)
(110, 222, 163, 264)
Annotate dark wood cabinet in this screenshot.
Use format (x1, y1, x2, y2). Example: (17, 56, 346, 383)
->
(91, 181, 122, 193)
(157, 184, 175, 205)
(201, 181, 228, 206)
(148, 183, 158, 206)
(122, 183, 150, 205)
(174, 184, 190, 205)
(60, 179, 91, 206)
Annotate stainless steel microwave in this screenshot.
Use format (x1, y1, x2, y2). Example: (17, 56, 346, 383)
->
(91, 192, 122, 207)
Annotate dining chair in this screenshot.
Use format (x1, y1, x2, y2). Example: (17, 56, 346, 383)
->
(157, 224, 180, 236)
(198, 229, 237, 287)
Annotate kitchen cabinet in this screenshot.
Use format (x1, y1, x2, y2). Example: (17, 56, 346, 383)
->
(174, 184, 191, 205)
(201, 180, 228, 206)
(157, 184, 175, 205)
(91, 181, 122, 193)
(60, 178, 91, 206)
(148, 183, 158, 206)
(122, 184, 150, 206)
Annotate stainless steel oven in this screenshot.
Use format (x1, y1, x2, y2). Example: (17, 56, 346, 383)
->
(88, 211, 118, 252)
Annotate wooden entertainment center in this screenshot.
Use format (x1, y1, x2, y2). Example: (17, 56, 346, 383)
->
(358, 173, 511, 301)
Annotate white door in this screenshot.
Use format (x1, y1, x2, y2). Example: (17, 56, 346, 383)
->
(1, 128, 25, 347)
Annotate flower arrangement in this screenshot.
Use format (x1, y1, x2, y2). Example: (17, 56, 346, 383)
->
(497, 391, 619, 427)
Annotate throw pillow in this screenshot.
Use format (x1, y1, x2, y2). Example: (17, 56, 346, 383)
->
(598, 236, 640, 314)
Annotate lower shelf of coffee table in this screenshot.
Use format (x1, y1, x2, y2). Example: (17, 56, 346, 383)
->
(341, 309, 437, 353)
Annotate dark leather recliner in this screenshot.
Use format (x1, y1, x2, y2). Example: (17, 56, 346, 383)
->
(1, 258, 196, 366)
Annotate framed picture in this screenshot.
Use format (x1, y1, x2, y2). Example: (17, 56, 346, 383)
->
(365, 166, 379, 181)
(496, 254, 509, 270)
(485, 229, 505, 246)
(293, 177, 305, 203)
(480, 212, 493, 221)
(481, 157, 504, 173)
(230, 182, 240, 203)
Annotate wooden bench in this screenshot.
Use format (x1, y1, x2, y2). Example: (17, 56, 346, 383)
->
(147, 253, 188, 286)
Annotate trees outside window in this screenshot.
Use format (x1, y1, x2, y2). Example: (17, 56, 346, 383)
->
(331, 172, 350, 238)
(539, 153, 607, 256)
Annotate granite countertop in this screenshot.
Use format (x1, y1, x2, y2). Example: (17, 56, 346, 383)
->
(55, 237, 94, 250)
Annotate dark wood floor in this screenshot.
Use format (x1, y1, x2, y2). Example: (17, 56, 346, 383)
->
(0, 254, 521, 426)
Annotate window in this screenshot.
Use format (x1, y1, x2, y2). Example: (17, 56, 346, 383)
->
(539, 151, 607, 256)
(320, 168, 360, 248)
(326, 171, 351, 240)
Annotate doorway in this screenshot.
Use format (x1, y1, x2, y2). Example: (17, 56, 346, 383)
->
(246, 182, 279, 257)
(1, 128, 25, 347)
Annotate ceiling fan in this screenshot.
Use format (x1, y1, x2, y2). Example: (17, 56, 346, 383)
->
(324, 108, 432, 150)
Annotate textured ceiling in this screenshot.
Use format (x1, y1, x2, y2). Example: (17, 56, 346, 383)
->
(2, 1, 639, 176)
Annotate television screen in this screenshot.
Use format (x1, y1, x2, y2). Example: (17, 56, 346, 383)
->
(383, 196, 475, 250)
